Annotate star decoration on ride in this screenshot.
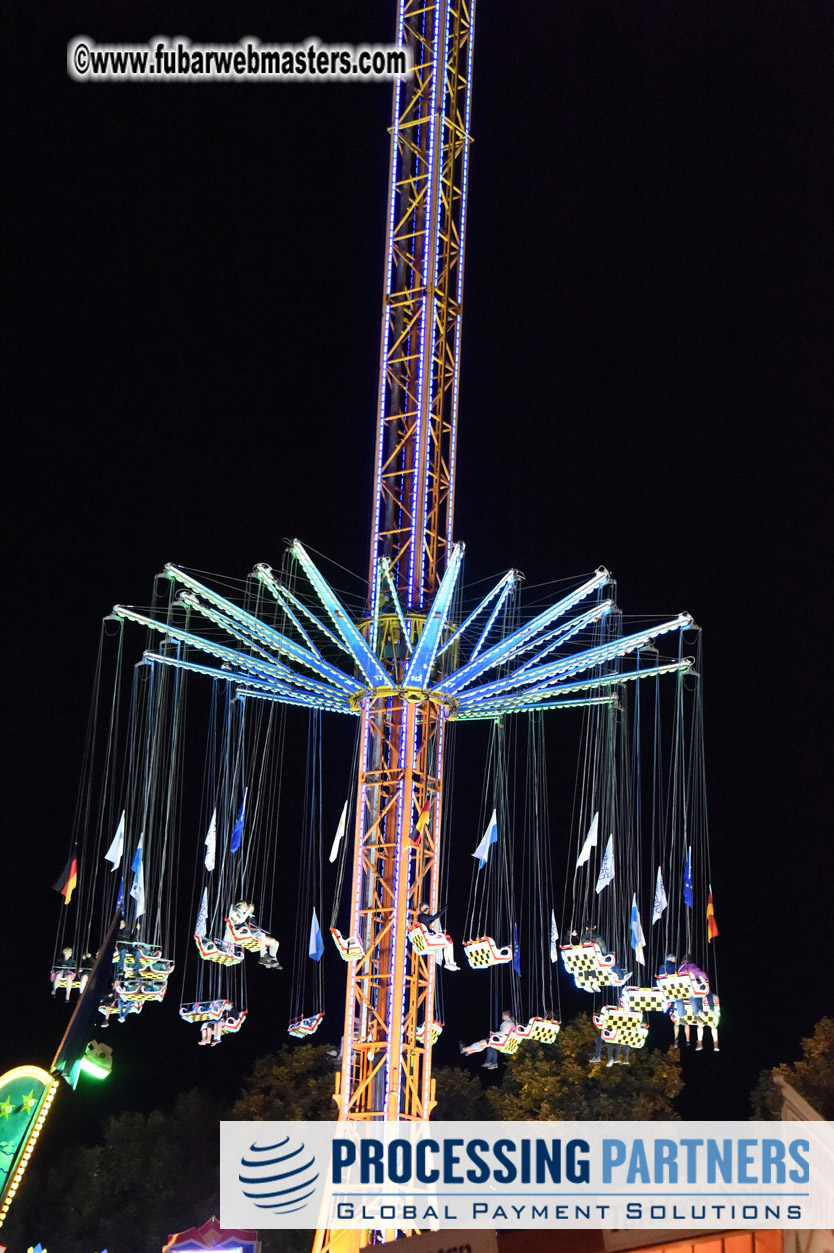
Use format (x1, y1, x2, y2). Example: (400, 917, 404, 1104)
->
(0, 1097, 14, 1120)
(20, 1089, 37, 1112)
(112, 540, 697, 719)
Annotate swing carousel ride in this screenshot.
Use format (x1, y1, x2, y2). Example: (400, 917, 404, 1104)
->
(7, 0, 720, 1244)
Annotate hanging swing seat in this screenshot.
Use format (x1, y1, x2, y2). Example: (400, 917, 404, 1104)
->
(179, 998, 233, 1024)
(517, 1016, 561, 1044)
(655, 972, 710, 1001)
(222, 1009, 247, 1035)
(330, 927, 365, 961)
(50, 966, 80, 991)
(593, 1006, 649, 1048)
(408, 923, 451, 956)
(463, 936, 513, 968)
(487, 1027, 521, 1055)
(224, 918, 264, 952)
(670, 994, 720, 1028)
(194, 934, 244, 966)
(288, 1011, 325, 1038)
(560, 942, 627, 988)
(137, 955, 175, 980)
(620, 985, 669, 1013)
(416, 1020, 444, 1044)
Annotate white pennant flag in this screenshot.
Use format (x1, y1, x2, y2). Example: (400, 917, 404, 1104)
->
(104, 810, 125, 871)
(329, 801, 348, 864)
(195, 887, 208, 939)
(550, 909, 559, 963)
(595, 834, 615, 894)
(576, 811, 599, 868)
(472, 809, 498, 868)
(652, 866, 668, 924)
(204, 809, 217, 872)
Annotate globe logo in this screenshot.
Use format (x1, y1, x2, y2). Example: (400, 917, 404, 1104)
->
(238, 1135, 320, 1214)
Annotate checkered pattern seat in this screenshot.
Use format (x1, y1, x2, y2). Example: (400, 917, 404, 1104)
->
(194, 934, 244, 966)
(594, 1006, 649, 1048)
(463, 936, 513, 968)
(225, 918, 263, 952)
(670, 994, 720, 1027)
(488, 1028, 521, 1054)
(178, 997, 233, 1023)
(655, 972, 710, 1000)
(408, 923, 450, 955)
(288, 1011, 325, 1038)
(519, 1016, 561, 1044)
(620, 985, 668, 1012)
(330, 927, 365, 961)
(561, 943, 627, 988)
(416, 1020, 444, 1044)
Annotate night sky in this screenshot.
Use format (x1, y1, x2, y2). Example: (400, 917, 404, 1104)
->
(3, 0, 832, 1153)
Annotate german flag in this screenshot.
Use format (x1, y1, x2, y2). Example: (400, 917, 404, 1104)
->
(706, 887, 719, 942)
(53, 855, 78, 905)
(408, 797, 433, 847)
(414, 797, 433, 835)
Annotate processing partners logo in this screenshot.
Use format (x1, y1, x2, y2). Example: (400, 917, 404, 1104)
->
(221, 1120, 834, 1231)
(237, 1132, 320, 1216)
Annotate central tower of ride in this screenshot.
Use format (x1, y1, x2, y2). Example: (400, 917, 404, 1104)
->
(337, 0, 475, 1127)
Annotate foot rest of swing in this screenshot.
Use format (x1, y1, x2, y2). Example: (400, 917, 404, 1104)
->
(288, 1011, 325, 1038)
(408, 924, 450, 955)
(179, 998, 233, 1023)
(463, 936, 513, 968)
(518, 1016, 561, 1044)
(621, 985, 669, 1012)
(416, 1020, 444, 1044)
(194, 935, 244, 965)
(330, 927, 365, 961)
(656, 973, 710, 1000)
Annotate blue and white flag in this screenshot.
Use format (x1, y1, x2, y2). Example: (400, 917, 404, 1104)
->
(630, 892, 646, 965)
(195, 887, 208, 939)
(104, 810, 125, 871)
(116, 877, 125, 913)
(329, 800, 348, 864)
(652, 867, 668, 924)
(683, 846, 693, 908)
(129, 834, 145, 918)
(204, 810, 217, 872)
(576, 811, 599, 868)
(308, 907, 324, 962)
(513, 924, 521, 975)
(595, 835, 615, 894)
(472, 809, 498, 868)
(230, 789, 247, 855)
(550, 909, 559, 963)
